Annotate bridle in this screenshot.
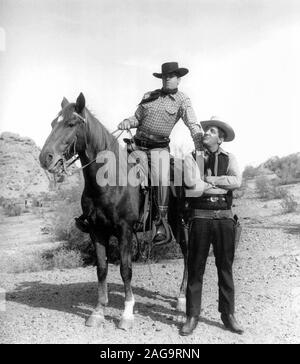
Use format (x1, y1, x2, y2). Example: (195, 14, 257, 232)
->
(58, 111, 126, 176)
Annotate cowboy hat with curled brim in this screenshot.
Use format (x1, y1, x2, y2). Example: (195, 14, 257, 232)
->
(153, 62, 189, 78)
(201, 119, 235, 142)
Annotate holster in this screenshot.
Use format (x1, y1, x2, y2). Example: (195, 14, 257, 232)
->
(233, 214, 242, 246)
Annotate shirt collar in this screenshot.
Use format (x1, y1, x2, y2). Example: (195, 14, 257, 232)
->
(217, 146, 229, 156)
(168, 91, 180, 101)
(206, 146, 229, 156)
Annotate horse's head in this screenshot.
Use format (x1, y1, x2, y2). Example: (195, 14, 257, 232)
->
(39, 92, 88, 174)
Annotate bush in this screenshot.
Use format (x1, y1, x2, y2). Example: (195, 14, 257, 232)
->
(281, 193, 298, 213)
(255, 176, 273, 199)
(255, 176, 287, 200)
(50, 201, 82, 241)
(234, 179, 247, 199)
(45, 181, 96, 266)
(50, 249, 84, 269)
(243, 165, 258, 179)
(272, 186, 288, 200)
(264, 153, 300, 184)
(0, 252, 50, 273)
(3, 202, 22, 216)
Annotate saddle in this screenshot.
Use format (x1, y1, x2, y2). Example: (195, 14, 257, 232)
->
(123, 137, 175, 247)
(75, 138, 181, 248)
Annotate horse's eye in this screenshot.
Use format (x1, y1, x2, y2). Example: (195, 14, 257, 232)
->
(68, 122, 76, 127)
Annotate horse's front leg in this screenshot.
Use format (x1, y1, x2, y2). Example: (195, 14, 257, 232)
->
(86, 231, 109, 327)
(177, 223, 188, 312)
(117, 221, 135, 330)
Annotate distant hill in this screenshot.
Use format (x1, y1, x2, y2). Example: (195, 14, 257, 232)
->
(0, 132, 79, 200)
(243, 152, 300, 183)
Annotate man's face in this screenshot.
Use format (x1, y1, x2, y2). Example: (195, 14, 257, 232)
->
(162, 72, 181, 90)
(202, 126, 223, 148)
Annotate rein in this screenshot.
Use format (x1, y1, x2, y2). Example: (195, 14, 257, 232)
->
(63, 112, 126, 175)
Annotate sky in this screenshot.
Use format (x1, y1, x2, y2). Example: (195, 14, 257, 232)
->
(0, 0, 300, 170)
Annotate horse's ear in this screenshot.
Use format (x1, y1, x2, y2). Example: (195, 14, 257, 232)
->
(61, 97, 69, 109)
(75, 92, 85, 114)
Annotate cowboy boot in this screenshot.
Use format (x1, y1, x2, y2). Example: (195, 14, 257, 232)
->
(180, 316, 199, 336)
(221, 313, 244, 334)
(153, 186, 170, 242)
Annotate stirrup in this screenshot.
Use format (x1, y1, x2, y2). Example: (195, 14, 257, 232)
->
(151, 216, 173, 247)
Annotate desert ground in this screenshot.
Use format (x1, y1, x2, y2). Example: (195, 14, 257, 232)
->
(0, 181, 299, 344)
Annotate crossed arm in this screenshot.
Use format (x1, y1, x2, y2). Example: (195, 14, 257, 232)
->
(184, 152, 242, 197)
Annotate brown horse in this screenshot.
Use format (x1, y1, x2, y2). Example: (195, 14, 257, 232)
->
(39, 93, 188, 329)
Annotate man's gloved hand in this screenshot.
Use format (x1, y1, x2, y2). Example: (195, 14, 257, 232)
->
(118, 119, 131, 130)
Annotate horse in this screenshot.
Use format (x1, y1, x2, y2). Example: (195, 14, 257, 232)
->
(39, 92, 188, 330)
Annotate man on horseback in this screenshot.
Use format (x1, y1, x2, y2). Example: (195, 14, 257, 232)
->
(118, 62, 204, 243)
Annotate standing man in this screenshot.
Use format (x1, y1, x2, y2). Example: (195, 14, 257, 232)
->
(180, 118, 243, 336)
(118, 62, 203, 243)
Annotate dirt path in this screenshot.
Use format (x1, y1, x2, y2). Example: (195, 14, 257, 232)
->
(0, 184, 299, 344)
(0, 211, 61, 273)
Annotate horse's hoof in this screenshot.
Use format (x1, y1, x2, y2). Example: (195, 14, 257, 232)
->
(118, 317, 134, 331)
(85, 313, 105, 327)
(176, 297, 186, 313)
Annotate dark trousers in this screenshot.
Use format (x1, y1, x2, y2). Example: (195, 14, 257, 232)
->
(186, 218, 235, 317)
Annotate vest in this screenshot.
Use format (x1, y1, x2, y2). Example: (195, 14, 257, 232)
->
(187, 150, 233, 210)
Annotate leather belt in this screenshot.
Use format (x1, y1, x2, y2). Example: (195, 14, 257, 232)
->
(201, 196, 226, 203)
(134, 131, 170, 149)
(192, 209, 233, 219)
(186, 194, 231, 210)
(136, 130, 170, 142)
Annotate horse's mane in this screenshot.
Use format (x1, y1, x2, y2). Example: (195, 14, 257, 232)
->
(84, 108, 128, 179)
(84, 109, 120, 155)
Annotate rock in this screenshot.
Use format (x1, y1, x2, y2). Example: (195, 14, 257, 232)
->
(0, 131, 79, 200)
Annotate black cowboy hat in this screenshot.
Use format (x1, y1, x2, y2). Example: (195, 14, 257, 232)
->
(201, 118, 235, 142)
(153, 62, 189, 78)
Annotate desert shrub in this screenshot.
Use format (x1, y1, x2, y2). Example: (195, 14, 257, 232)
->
(0, 248, 84, 273)
(50, 248, 83, 269)
(272, 185, 289, 199)
(50, 201, 82, 241)
(233, 179, 247, 199)
(3, 202, 22, 216)
(255, 176, 273, 199)
(0, 196, 6, 206)
(243, 165, 258, 179)
(263, 153, 300, 184)
(48, 198, 95, 262)
(280, 193, 298, 213)
(0, 252, 51, 273)
(55, 181, 83, 204)
(46, 180, 96, 266)
(255, 176, 287, 200)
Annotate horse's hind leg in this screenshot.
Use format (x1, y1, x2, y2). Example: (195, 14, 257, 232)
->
(86, 232, 108, 327)
(118, 221, 135, 330)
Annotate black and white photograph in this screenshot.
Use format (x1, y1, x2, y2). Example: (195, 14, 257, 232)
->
(0, 0, 299, 345)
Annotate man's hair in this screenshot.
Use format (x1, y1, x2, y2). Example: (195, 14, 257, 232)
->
(217, 127, 226, 140)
